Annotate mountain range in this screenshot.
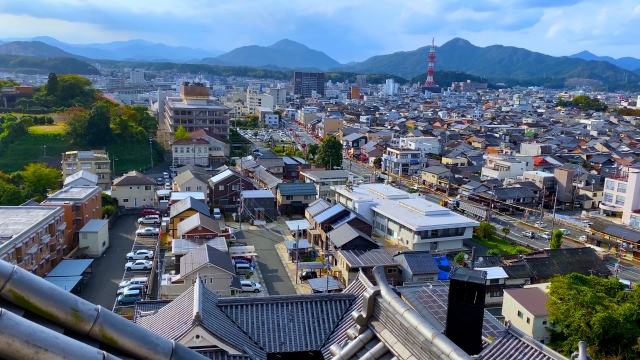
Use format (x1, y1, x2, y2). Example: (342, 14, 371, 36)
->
(0, 36, 223, 62)
(1, 36, 638, 86)
(569, 51, 640, 72)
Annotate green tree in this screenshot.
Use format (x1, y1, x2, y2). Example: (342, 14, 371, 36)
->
(550, 229, 564, 249)
(0, 181, 25, 206)
(317, 135, 342, 169)
(46, 73, 59, 97)
(513, 246, 528, 255)
(20, 163, 61, 200)
(85, 102, 113, 147)
(174, 125, 190, 140)
(307, 143, 319, 160)
(454, 252, 466, 265)
(66, 110, 88, 146)
(103, 205, 116, 218)
(501, 226, 510, 240)
(475, 221, 496, 241)
(373, 157, 382, 168)
(486, 249, 501, 256)
(547, 273, 640, 359)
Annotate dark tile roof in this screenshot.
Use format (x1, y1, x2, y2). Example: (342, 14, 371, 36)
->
(181, 245, 235, 276)
(113, 171, 156, 186)
(523, 248, 611, 279)
(218, 293, 356, 353)
(170, 196, 211, 218)
(277, 182, 317, 196)
(479, 327, 566, 360)
(198, 350, 253, 360)
(601, 224, 640, 243)
(256, 157, 284, 169)
(394, 252, 440, 275)
(501, 264, 534, 279)
(327, 223, 376, 248)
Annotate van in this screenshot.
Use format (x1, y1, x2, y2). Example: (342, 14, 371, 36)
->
(119, 276, 148, 288)
(235, 263, 254, 276)
(116, 289, 142, 305)
(213, 208, 222, 219)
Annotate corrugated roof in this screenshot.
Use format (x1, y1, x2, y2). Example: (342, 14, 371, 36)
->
(277, 183, 317, 196)
(79, 219, 108, 233)
(208, 169, 239, 184)
(313, 203, 347, 224)
(327, 223, 376, 248)
(305, 199, 331, 217)
(338, 249, 398, 267)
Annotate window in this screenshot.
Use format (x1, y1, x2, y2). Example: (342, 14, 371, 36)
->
(489, 291, 503, 297)
(81, 163, 91, 169)
(285, 196, 293, 200)
(186, 187, 191, 191)
(615, 195, 625, 206)
(386, 268, 397, 274)
(618, 183, 627, 193)
(102, 241, 106, 248)
(196, 186, 202, 191)
(603, 192, 613, 203)
(232, 185, 239, 190)
(605, 180, 615, 190)
(145, 185, 152, 191)
(489, 279, 500, 284)
(540, 340, 544, 344)
(526, 317, 530, 324)
(304, 195, 311, 200)
(81, 233, 87, 240)
(517, 310, 524, 319)
(542, 320, 547, 325)
(123, 199, 129, 203)
(219, 185, 224, 191)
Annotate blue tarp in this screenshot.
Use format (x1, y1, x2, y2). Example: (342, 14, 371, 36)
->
(438, 270, 450, 280)
(434, 256, 451, 280)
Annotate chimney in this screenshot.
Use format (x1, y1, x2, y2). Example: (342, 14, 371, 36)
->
(445, 267, 486, 355)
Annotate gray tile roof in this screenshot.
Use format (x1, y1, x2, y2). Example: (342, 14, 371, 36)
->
(338, 249, 398, 268)
(177, 212, 222, 237)
(218, 293, 355, 353)
(327, 223, 376, 248)
(170, 196, 210, 218)
(198, 350, 253, 360)
(479, 326, 566, 360)
(256, 157, 284, 169)
(277, 182, 318, 196)
(137, 278, 265, 357)
(113, 171, 156, 186)
(180, 245, 235, 276)
(395, 252, 440, 275)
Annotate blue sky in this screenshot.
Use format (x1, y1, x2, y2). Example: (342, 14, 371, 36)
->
(0, 0, 639, 62)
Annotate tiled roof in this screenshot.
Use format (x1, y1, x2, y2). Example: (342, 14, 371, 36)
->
(479, 326, 566, 360)
(113, 171, 156, 186)
(277, 182, 317, 196)
(170, 196, 210, 218)
(172, 138, 209, 145)
(198, 350, 253, 360)
(523, 248, 611, 280)
(177, 212, 222, 237)
(218, 293, 355, 353)
(255, 157, 284, 169)
(180, 245, 235, 276)
(501, 264, 534, 279)
(396, 252, 440, 275)
(64, 170, 98, 185)
(174, 170, 208, 187)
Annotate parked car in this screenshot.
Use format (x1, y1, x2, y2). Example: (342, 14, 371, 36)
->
(126, 249, 154, 260)
(141, 208, 160, 217)
(156, 178, 164, 186)
(581, 220, 593, 226)
(235, 263, 254, 276)
(559, 229, 571, 235)
(164, 183, 172, 190)
(521, 230, 535, 239)
(116, 284, 146, 296)
(240, 280, 262, 293)
(299, 270, 318, 281)
(233, 258, 254, 266)
(168, 166, 177, 171)
(118, 277, 148, 289)
(136, 227, 159, 237)
(163, 172, 170, 179)
(124, 260, 152, 271)
(579, 235, 588, 242)
(534, 221, 548, 228)
(116, 289, 142, 305)
(137, 215, 160, 225)
(539, 232, 552, 240)
(213, 208, 222, 219)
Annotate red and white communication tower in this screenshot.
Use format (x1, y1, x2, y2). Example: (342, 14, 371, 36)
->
(424, 38, 436, 86)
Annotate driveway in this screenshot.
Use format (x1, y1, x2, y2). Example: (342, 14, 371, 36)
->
(78, 215, 137, 308)
(236, 228, 297, 296)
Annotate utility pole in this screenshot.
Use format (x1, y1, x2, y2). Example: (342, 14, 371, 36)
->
(551, 183, 559, 231)
(239, 156, 244, 231)
(149, 137, 154, 169)
(295, 225, 300, 284)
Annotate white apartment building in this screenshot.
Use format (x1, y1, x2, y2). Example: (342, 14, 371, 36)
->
(246, 89, 274, 114)
(267, 88, 287, 106)
(171, 138, 210, 166)
(395, 137, 441, 154)
(129, 70, 145, 84)
(334, 184, 478, 252)
(481, 155, 533, 180)
(602, 168, 640, 225)
(383, 79, 398, 96)
(382, 148, 428, 177)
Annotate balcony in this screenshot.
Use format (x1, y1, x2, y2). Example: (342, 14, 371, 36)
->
(599, 202, 623, 212)
(41, 234, 51, 244)
(58, 222, 66, 232)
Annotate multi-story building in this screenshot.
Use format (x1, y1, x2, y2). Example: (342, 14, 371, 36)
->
(0, 206, 65, 276)
(300, 170, 349, 200)
(554, 167, 575, 203)
(314, 117, 344, 138)
(502, 287, 551, 344)
(110, 171, 156, 208)
(188, 128, 230, 167)
(246, 89, 274, 114)
(451, 80, 488, 93)
(106, 77, 125, 89)
(293, 71, 325, 98)
(522, 171, 556, 192)
(129, 70, 145, 84)
(266, 87, 287, 107)
(40, 186, 103, 255)
(383, 148, 428, 177)
(481, 155, 533, 180)
(355, 74, 367, 87)
(334, 184, 479, 252)
(163, 82, 231, 136)
(256, 107, 279, 127)
(348, 86, 360, 100)
(61, 150, 111, 189)
(171, 138, 209, 166)
(383, 79, 398, 96)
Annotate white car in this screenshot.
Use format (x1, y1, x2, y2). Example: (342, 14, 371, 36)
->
(136, 227, 159, 237)
(579, 235, 588, 242)
(559, 229, 571, 235)
(137, 216, 160, 225)
(124, 260, 152, 271)
(240, 280, 262, 293)
(213, 208, 222, 219)
(539, 232, 552, 240)
(534, 221, 548, 228)
(126, 250, 154, 260)
(581, 220, 593, 226)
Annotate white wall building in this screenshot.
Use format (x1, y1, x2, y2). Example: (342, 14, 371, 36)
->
(502, 287, 551, 344)
(78, 219, 109, 257)
(334, 184, 478, 252)
(246, 89, 274, 114)
(130, 71, 145, 84)
(267, 87, 287, 106)
(603, 168, 640, 225)
(481, 155, 533, 180)
(171, 138, 210, 166)
(383, 79, 398, 96)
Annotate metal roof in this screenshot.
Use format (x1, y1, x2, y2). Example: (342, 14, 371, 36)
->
(601, 224, 640, 243)
(305, 199, 331, 217)
(170, 196, 210, 218)
(313, 203, 347, 224)
(172, 237, 228, 256)
(283, 240, 312, 250)
(44, 275, 83, 292)
(327, 223, 376, 248)
(180, 245, 235, 276)
(79, 219, 108, 233)
(63, 170, 98, 185)
(45, 259, 94, 277)
(241, 190, 275, 199)
(284, 219, 311, 231)
(177, 212, 222, 237)
(338, 249, 398, 267)
(277, 182, 317, 196)
(306, 276, 342, 291)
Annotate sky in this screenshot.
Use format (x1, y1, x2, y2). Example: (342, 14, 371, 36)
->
(0, 0, 639, 63)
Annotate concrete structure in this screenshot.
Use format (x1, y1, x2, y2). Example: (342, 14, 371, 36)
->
(334, 184, 479, 252)
(383, 79, 398, 96)
(383, 148, 428, 177)
(40, 186, 102, 256)
(266, 87, 287, 106)
(0, 206, 65, 276)
(481, 155, 533, 180)
(608, 168, 640, 224)
(293, 71, 325, 98)
(63, 170, 98, 188)
(110, 171, 156, 208)
(171, 138, 209, 166)
(502, 287, 551, 344)
(1, 86, 34, 108)
(129, 70, 145, 84)
(349, 86, 360, 100)
(300, 170, 349, 200)
(451, 80, 488, 92)
(163, 82, 231, 135)
(256, 106, 279, 127)
(554, 167, 576, 204)
(522, 171, 556, 191)
(78, 219, 109, 257)
(61, 150, 111, 189)
(246, 89, 274, 114)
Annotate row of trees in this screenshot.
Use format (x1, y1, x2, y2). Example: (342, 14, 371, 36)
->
(0, 163, 61, 205)
(556, 95, 608, 111)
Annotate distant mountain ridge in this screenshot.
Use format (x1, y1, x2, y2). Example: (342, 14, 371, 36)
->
(0, 41, 89, 60)
(569, 50, 640, 71)
(211, 39, 341, 70)
(0, 36, 223, 62)
(337, 38, 639, 84)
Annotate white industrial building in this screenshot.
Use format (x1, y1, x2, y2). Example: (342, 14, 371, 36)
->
(78, 219, 109, 257)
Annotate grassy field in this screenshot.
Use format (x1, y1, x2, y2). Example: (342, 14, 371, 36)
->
(0, 129, 164, 174)
(473, 235, 530, 255)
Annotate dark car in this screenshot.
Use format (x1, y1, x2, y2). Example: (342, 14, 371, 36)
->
(299, 270, 318, 281)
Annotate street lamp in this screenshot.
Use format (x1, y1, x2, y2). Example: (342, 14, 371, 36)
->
(43, 145, 46, 157)
(112, 158, 118, 178)
(149, 137, 154, 169)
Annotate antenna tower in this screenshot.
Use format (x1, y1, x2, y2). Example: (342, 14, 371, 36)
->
(424, 38, 436, 86)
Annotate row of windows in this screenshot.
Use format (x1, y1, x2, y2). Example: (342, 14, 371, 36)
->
(603, 192, 625, 206)
(417, 227, 466, 239)
(284, 195, 312, 200)
(174, 146, 207, 154)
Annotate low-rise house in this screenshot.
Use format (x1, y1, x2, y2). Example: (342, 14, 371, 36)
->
(576, 184, 603, 209)
(307, 203, 373, 252)
(502, 287, 551, 344)
(176, 213, 222, 240)
(110, 171, 156, 208)
(393, 251, 440, 284)
(169, 197, 211, 238)
(173, 170, 209, 203)
(78, 219, 109, 257)
(327, 223, 378, 252)
(276, 182, 317, 216)
(208, 167, 256, 210)
(240, 190, 277, 222)
(255, 157, 284, 179)
(300, 170, 349, 200)
(341, 133, 367, 158)
(421, 165, 453, 188)
(189, 128, 230, 167)
(171, 138, 210, 166)
(161, 245, 240, 299)
(63, 170, 98, 188)
(335, 248, 399, 286)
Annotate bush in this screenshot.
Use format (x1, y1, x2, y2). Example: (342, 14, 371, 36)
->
(486, 249, 501, 256)
(45, 116, 54, 125)
(103, 205, 115, 218)
(454, 251, 466, 265)
(513, 246, 528, 255)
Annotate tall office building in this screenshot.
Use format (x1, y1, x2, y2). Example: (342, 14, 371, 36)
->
(163, 82, 230, 136)
(293, 71, 325, 98)
(356, 74, 367, 88)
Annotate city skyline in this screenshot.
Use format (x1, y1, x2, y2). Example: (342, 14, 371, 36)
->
(0, 0, 639, 62)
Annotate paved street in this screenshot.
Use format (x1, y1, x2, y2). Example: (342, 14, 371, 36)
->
(234, 226, 297, 296)
(78, 215, 136, 309)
